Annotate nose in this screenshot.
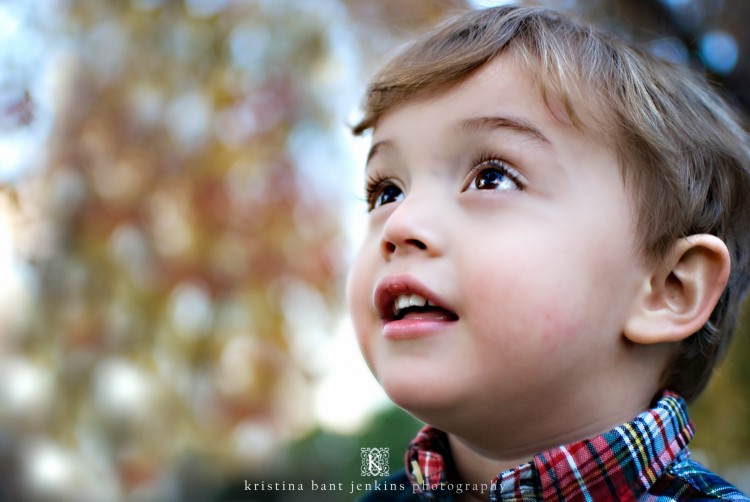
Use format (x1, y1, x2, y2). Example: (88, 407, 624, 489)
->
(380, 194, 442, 259)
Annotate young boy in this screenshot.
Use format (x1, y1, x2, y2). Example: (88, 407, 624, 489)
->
(347, 4, 750, 501)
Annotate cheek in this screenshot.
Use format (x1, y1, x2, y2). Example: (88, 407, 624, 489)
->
(346, 248, 377, 359)
(461, 247, 599, 349)
(470, 281, 583, 351)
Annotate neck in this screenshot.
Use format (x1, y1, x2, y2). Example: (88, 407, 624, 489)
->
(448, 437, 528, 501)
(442, 390, 656, 496)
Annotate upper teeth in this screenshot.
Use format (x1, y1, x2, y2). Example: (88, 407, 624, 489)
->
(393, 294, 434, 316)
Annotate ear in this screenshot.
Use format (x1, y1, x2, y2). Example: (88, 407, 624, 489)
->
(624, 235, 730, 345)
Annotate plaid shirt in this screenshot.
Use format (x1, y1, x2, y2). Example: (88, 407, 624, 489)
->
(401, 392, 748, 501)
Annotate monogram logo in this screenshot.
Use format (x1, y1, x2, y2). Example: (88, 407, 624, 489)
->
(360, 447, 390, 477)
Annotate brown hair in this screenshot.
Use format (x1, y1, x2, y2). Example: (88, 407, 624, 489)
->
(353, 5, 750, 402)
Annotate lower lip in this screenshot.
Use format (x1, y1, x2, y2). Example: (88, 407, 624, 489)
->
(382, 319, 456, 340)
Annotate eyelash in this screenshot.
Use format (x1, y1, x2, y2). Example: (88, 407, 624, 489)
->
(364, 152, 525, 211)
(466, 152, 525, 191)
(364, 173, 395, 212)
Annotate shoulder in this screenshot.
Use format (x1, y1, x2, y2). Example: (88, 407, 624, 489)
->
(646, 456, 749, 501)
(356, 470, 420, 502)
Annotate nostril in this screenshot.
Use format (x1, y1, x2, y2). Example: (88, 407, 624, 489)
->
(382, 238, 428, 255)
(383, 241, 396, 254)
(406, 238, 427, 250)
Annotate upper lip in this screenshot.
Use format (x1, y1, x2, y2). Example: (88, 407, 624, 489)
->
(374, 275, 458, 322)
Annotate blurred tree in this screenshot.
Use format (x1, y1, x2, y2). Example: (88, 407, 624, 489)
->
(1, 0, 357, 500)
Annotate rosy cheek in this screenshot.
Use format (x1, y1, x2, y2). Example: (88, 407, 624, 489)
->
(346, 261, 376, 348)
(469, 270, 581, 350)
(348, 290, 371, 339)
(535, 306, 581, 347)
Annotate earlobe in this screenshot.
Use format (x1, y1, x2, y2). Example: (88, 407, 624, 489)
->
(624, 235, 730, 345)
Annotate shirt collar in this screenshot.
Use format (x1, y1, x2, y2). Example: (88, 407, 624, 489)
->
(405, 391, 694, 501)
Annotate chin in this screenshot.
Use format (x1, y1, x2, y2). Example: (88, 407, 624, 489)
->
(380, 374, 462, 423)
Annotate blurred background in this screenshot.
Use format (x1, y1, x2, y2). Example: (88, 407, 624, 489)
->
(0, 0, 747, 500)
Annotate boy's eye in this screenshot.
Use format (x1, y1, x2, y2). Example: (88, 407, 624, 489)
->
(368, 183, 404, 210)
(468, 160, 524, 192)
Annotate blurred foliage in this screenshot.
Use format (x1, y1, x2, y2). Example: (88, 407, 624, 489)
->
(216, 407, 423, 502)
(0, 0, 747, 501)
(2, 0, 355, 500)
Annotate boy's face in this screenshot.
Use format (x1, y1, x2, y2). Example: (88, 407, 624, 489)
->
(347, 53, 653, 433)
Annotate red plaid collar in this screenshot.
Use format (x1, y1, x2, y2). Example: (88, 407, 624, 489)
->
(405, 391, 694, 501)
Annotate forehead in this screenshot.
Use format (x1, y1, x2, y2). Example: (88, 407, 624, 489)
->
(370, 52, 608, 158)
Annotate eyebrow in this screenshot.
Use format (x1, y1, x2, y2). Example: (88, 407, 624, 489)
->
(460, 115, 550, 145)
(365, 115, 550, 166)
(366, 139, 394, 165)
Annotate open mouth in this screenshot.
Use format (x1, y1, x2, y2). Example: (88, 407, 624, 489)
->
(375, 277, 459, 323)
(390, 293, 459, 322)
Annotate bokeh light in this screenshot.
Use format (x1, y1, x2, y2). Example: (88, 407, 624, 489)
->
(700, 30, 739, 75)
